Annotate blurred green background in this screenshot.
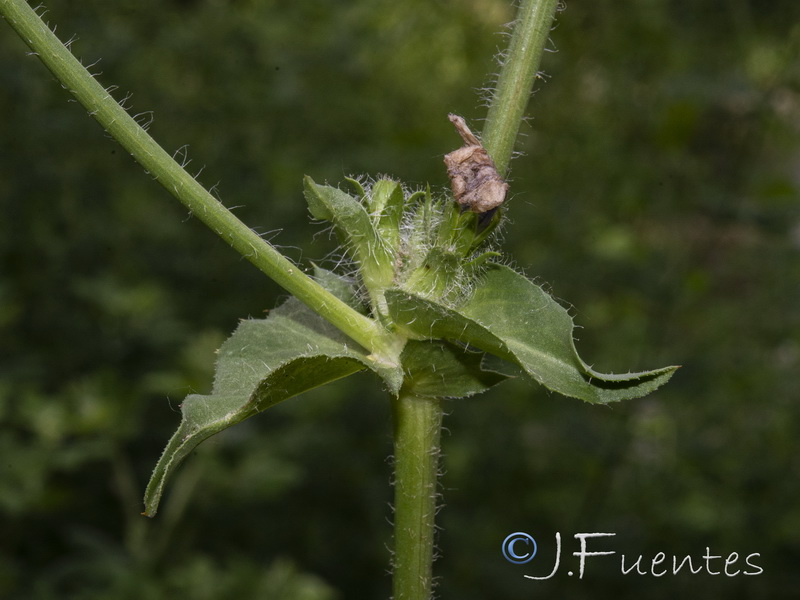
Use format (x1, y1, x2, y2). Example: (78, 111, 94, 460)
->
(2, 0, 799, 598)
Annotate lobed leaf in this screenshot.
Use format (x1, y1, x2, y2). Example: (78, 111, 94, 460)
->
(386, 264, 677, 403)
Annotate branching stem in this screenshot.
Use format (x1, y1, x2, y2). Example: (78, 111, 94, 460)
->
(389, 3, 560, 598)
(1, 3, 564, 599)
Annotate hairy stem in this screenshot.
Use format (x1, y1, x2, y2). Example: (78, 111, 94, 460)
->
(391, 393, 443, 600)
(388, 5, 560, 597)
(482, 0, 560, 176)
(0, 0, 392, 356)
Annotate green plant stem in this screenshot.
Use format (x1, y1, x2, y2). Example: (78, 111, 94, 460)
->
(482, 0, 559, 176)
(387, 6, 560, 597)
(0, 0, 393, 358)
(391, 392, 443, 600)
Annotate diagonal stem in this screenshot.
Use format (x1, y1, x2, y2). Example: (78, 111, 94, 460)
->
(0, 0, 391, 357)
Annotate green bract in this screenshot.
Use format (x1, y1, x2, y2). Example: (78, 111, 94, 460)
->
(144, 177, 677, 516)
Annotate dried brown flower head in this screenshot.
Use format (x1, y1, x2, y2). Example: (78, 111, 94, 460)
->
(443, 114, 509, 214)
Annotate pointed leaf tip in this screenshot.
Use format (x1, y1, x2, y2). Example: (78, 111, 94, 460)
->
(387, 264, 676, 404)
(144, 272, 402, 516)
(144, 353, 365, 516)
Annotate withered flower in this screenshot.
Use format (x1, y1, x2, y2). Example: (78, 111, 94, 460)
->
(444, 114, 509, 214)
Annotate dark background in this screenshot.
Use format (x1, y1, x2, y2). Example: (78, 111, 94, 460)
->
(1, 1, 799, 598)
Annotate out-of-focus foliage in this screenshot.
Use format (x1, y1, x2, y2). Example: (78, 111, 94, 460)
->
(1, 0, 798, 598)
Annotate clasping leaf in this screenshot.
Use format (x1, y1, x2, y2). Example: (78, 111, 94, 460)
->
(387, 264, 677, 403)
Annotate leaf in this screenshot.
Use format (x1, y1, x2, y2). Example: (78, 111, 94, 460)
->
(400, 340, 509, 398)
(144, 290, 399, 517)
(386, 264, 678, 403)
(303, 176, 393, 293)
(303, 175, 364, 225)
(368, 178, 405, 253)
(144, 357, 363, 518)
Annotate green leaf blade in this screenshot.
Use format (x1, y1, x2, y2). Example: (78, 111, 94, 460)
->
(400, 340, 509, 399)
(386, 264, 677, 404)
(303, 176, 395, 309)
(369, 178, 405, 253)
(144, 279, 403, 517)
(143, 354, 364, 517)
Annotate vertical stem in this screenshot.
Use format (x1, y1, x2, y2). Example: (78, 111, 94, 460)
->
(482, 0, 560, 176)
(391, 393, 443, 600)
